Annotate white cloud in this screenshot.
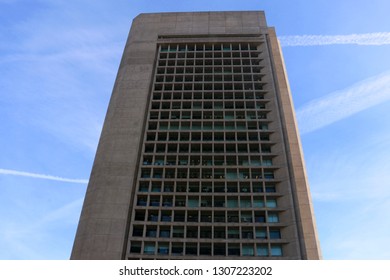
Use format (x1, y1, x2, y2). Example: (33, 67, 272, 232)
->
(0, 168, 88, 184)
(279, 32, 390, 47)
(296, 71, 390, 134)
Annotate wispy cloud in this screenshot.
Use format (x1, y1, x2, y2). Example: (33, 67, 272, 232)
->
(297, 71, 390, 134)
(0, 1, 124, 154)
(1, 198, 84, 259)
(279, 32, 390, 46)
(0, 168, 88, 184)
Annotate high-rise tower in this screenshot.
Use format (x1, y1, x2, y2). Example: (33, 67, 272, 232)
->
(71, 11, 321, 260)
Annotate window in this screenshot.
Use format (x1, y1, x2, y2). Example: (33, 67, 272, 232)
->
(264, 171, 274, 179)
(148, 211, 158, 222)
(146, 227, 157, 237)
(214, 227, 226, 238)
(130, 242, 141, 253)
(242, 244, 254, 256)
(188, 197, 199, 207)
(227, 198, 238, 208)
(200, 243, 211, 255)
(144, 243, 155, 254)
(240, 198, 251, 208)
(174, 211, 185, 222)
(227, 212, 239, 222)
(134, 210, 145, 221)
(132, 226, 143, 237)
(228, 244, 240, 256)
(242, 228, 253, 238)
(172, 227, 184, 238)
(149, 196, 160, 207)
(138, 182, 149, 192)
(187, 227, 198, 238)
(255, 228, 267, 239)
(159, 228, 170, 238)
(172, 243, 184, 255)
(161, 211, 171, 222)
(214, 211, 225, 222)
(141, 169, 151, 178)
(255, 212, 265, 222)
(228, 228, 239, 239)
(187, 211, 198, 222)
(241, 212, 252, 223)
(253, 197, 264, 207)
(186, 243, 198, 255)
(269, 229, 281, 239)
(214, 243, 225, 256)
(151, 183, 161, 192)
(271, 245, 283, 256)
(265, 185, 276, 192)
(268, 213, 279, 223)
(257, 245, 268, 256)
(266, 199, 277, 208)
(137, 196, 147, 206)
(162, 197, 173, 206)
(158, 244, 169, 255)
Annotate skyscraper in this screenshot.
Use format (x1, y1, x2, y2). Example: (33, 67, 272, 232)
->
(71, 11, 321, 260)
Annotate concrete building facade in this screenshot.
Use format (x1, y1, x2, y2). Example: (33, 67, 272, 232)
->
(71, 11, 321, 260)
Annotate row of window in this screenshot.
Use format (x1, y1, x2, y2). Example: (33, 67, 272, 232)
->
(150, 110, 268, 120)
(159, 55, 263, 63)
(136, 195, 277, 209)
(134, 209, 279, 223)
(140, 167, 275, 180)
(147, 122, 268, 132)
(142, 155, 273, 167)
(134, 209, 279, 222)
(159, 51, 261, 59)
(159, 54, 261, 61)
(134, 208, 279, 221)
(150, 100, 266, 110)
(154, 82, 264, 91)
(160, 43, 261, 52)
(156, 66, 263, 75)
(132, 225, 281, 240)
(155, 73, 263, 83)
(146, 131, 271, 142)
(144, 143, 272, 154)
(143, 146, 271, 155)
(130, 242, 282, 257)
(137, 181, 276, 193)
(158, 58, 262, 67)
(152, 91, 265, 100)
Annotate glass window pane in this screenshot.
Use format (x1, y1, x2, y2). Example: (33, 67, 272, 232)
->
(266, 199, 277, 208)
(242, 245, 254, 256)
(268, 213, 279, 223)
(269, 230, 281, 239)
(271, 245, 283, 256)
(144, 243, 155, 254)
(257, 245, 268, 256)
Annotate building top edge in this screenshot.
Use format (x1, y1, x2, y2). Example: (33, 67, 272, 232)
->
(136, 11, 265, 17)
(133, 11, 268, 28)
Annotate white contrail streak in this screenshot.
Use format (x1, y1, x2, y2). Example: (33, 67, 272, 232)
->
(297, 71, 390, 134)
(0, 168, 88, 184)
(279, 32, 390, 46)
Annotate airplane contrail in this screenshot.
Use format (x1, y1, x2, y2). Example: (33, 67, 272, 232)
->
(0, 168, 88, 184)
(279, 32, 390, 46)
(297, 71, 390, 134)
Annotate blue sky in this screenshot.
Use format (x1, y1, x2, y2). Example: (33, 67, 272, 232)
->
(1, 0, 390, 260)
